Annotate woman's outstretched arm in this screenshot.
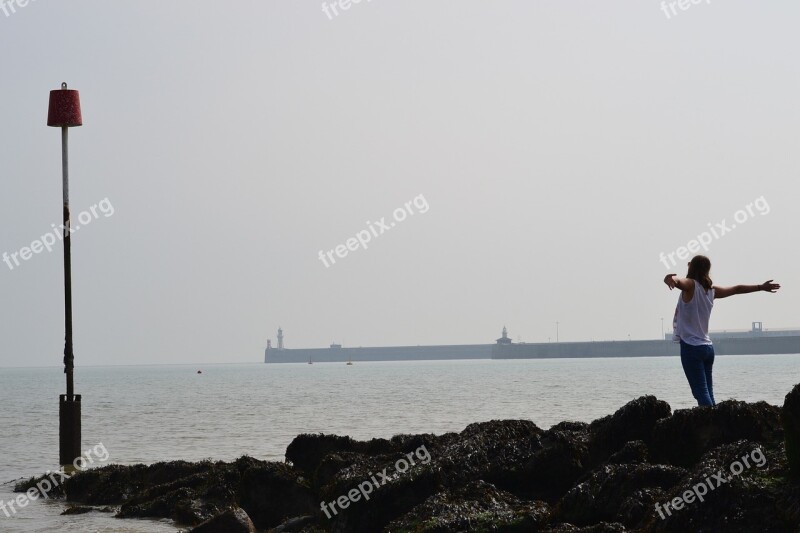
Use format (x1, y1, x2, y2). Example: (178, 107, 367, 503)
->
(663, 274, 694, 291)
(714, 280, 781, 299)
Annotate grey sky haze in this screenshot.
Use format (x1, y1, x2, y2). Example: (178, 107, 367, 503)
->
(1, 1, 798, 366)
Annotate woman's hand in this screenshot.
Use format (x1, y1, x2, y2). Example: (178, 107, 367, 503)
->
(664, 274, 677, 290)
(760, 280, 781, 293)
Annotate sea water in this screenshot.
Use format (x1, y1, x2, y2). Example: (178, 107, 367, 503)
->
(1, 354, 798, 532)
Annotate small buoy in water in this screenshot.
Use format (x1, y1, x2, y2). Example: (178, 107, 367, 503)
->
(197, 370, 202, 374)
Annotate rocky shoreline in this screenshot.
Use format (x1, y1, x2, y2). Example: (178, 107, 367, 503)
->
(17, 383, 800, 532)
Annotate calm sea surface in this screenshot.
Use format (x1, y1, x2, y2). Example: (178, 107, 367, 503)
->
(1, 355, 799, 532)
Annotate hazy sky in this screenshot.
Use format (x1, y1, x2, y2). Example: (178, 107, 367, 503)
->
(1, 1, 798, 367)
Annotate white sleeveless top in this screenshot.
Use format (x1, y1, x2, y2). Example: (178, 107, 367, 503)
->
(673, 280, 714, 346)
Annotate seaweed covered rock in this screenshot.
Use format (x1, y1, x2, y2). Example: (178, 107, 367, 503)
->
(523, 423, 591, 500)
(608, 441, 649, 465)
(13, 392, 800, 532)
(66, 460, 214, 506)
(271, 515, 316, 532)
(314, 418, 594, 531)
(555, 463, 686, 527)
(189, 506, 256, 533)
(286, 434, 396, 479)
(783, 383, 800, 476)
(317, 444, 442, 532)
(16, 456, 314, 529)
(441, 419, 545, 494)
(61, 505, 93, 515)
(650, 400, 783, 467)
(238, 461, 315, 529)
(385, 480, 550, 532)
(645, 440, 789, 532)
(588, 396, 671, 465)
(542, 523, 629, 533)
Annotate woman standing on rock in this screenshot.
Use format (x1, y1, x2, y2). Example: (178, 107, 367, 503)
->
(663, 255, 780, 407)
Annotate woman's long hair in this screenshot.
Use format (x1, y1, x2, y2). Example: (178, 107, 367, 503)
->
(687, 255, 713, 291)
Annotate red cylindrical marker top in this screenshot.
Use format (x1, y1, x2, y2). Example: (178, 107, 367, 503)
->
(47, 82, 82, 127)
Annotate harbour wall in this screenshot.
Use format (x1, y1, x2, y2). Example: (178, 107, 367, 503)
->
(265, 344, 493, 364)
(265, 337, 800, 363)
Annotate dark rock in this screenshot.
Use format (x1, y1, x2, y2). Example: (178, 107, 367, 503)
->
(319, 449, 440, 533)
(286, 434, 360, 477)
(651, 400, 783, 467)
(440, 419, 544, 491)
(15, 456, 313, 529)
(385, 480, 550, 532)
(310, 435, 446, 493)
(551, 421, 590, 432)
(579, 524, 629, 533)
(777, 482, 800, 527)
(645, 441, 790, 532)
(61, 505, 93, 515)
(615, 488, 666, 526)
(14, 471, 68, 499)
(556, 463, 686, 527)
(315, 452, 372, 492)
(14, 395, 800, 532)
(524, 426, 591, 500)
(117, 486, 214, 525)
(783, 383, 800, 476)
(285, 434, 396, 478)
(319, 419, 581, 531)
(580, 524, 629, 533)
(189, 507, 256, 533)
(66, 461, 214, 505)
(271, 515, 316, 532)
(543, 522, 629, 532)
(608, 441, 649, 465)
(588, 396, 671, 465)
(449, 420, 570, 500)
(238, 461, 315, 530)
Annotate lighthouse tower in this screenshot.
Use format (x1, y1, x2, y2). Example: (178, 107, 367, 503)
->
(496, 326, 512, 345)
(277, 328, 284, 350)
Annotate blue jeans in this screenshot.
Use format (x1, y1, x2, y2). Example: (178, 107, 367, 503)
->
(680, 341, 716, 406)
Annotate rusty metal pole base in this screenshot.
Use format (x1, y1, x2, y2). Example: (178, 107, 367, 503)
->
(59, 394, 81, 469)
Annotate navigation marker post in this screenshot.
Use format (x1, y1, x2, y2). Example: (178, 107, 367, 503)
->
(47, 82, 83, 469)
